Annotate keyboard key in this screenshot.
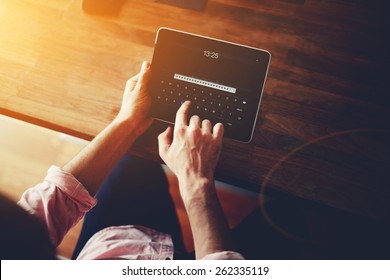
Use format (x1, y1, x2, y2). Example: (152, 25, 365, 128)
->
(235, 107, 244, 113)
(155, 77, 248, 128)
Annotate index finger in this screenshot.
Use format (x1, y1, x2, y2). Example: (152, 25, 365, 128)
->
(174, 101, 191, 130)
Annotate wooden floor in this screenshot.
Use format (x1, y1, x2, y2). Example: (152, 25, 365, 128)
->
(0, 115, 87, 258)
(0, 114, 258, 259)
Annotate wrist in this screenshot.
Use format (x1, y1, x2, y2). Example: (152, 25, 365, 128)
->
(110, 117, 138, 145)
(113, 113, 153, 140)
(178, 176, 217, 208)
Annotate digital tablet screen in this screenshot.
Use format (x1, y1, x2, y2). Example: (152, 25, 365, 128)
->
(149, 28, 270, 142)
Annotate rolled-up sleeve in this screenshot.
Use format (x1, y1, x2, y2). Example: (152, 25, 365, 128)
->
(202, 251, 245, 260)
(18, 166, 97, 247)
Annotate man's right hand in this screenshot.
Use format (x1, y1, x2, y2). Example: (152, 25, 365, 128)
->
(158, 101, 236, 259)
(158, 101, 224, 203)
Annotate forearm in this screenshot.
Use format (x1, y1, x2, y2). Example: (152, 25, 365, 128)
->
(63, 118, 137, 196)
(158, 100, 231, 259)
(63, 62, 152, 196)
(180, 178, 234, 260)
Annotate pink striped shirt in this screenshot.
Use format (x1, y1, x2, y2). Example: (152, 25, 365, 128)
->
(18, 166, 244, 260)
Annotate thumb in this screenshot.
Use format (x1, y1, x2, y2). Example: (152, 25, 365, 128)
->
(141, 61, 150, 72)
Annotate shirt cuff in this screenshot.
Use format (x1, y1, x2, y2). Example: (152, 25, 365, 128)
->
(45, 165, 97, 211)
(201, 251, 245, 260)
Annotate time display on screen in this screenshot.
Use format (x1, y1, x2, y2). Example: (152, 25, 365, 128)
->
(203, 50, 219, 59)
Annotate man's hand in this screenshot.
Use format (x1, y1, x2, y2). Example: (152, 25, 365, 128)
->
(158, 101, 224, 202)
(63, 61, 153, 196)
(158, 101, 233, 259)
(114, 61, 153, 138)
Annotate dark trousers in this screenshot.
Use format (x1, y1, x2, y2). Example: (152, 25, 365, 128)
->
(72, 155, 185, 259)
(72, 155, 308, 260)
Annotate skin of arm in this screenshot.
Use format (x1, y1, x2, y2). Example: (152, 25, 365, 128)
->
(158, 101, 234, 259)
(63, 61, 153, 196)
(63, 62, 233, 258)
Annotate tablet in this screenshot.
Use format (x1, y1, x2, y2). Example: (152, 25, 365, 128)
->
(149, 28, 271, 143)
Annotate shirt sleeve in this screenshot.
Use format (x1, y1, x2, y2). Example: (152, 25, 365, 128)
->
(201, 251, 245, 260)
(18, 166, 97, 247)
